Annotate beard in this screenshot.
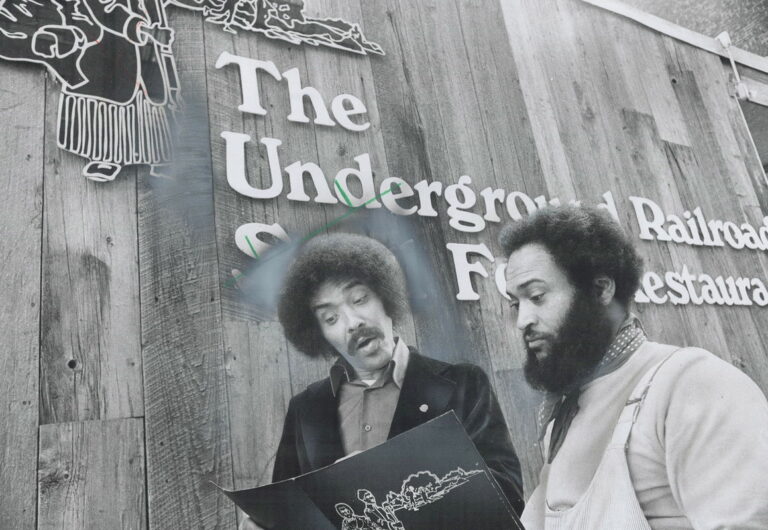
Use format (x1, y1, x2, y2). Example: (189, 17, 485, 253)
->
(523, 289, 617, 394)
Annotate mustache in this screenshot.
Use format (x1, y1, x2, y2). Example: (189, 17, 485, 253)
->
(523, 328, 550, 343)
(347, 326, 385, 353)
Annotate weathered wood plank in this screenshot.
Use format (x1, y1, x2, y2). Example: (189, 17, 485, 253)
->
(661, 41, 768, 391)
(301, 0, 419, 355)
(363, 0, 548, 495)
(580, 0, 768, 73)
(37, 418, 146, 530)
(576, 8, 725, 351)
(0, 62, 45, 530)
(39, 87, 142, 424)
(607, 18, 692, 145)
(203, 8, 337, 507)
(140, 9, 234, 529)
(222, 320, 292, 528)
(500, 0, 578, 198)
(359, 0, 478, 368)
(453, 0, 553, 492)
(205, 17, 331, 324)
(225, 321, 291, 487)
(619, 111, 728, 353)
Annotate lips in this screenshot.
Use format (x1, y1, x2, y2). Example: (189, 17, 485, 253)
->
(356, 336, 376, 350)
(348, 327, 385, 355)
(524, 333, 549, 348)
(356, 337, 381, 356)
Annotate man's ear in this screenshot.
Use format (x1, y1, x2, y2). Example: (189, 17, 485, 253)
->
(593, 275, 616, 305)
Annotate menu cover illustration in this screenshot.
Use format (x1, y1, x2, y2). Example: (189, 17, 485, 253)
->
(216, 412, 524, 529)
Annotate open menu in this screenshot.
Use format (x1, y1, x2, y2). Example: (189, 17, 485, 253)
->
(216, 412, 524, 529)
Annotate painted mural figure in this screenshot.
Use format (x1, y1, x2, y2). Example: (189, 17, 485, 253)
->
(63, 0, 178, 181)
(0, 0, 382, 182)
(0, 0, 179, 181)
(172, 0, 384, 55)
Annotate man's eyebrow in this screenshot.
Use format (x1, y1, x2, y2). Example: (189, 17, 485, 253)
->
(311, 281, 365, 312)
(311, 301, 333, 312)
(514, 278, 546, 291)
(342, 280, 364, 291)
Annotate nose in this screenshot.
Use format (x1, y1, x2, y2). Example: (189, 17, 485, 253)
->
(516, 302, 538, 332)
(342, 307, 366, 332)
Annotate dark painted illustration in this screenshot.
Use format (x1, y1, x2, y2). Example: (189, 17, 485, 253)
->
(0, 0, 382, 181)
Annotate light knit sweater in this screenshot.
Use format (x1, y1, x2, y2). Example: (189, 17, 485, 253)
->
(524, 340, 768, 529)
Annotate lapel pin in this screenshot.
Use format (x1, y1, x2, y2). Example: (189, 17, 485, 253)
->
(419, 404, 429, 413)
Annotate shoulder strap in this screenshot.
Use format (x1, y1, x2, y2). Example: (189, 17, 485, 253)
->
(609, 347, 682, 448)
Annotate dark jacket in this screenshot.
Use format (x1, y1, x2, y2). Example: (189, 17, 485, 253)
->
(273, 349, 525, 515)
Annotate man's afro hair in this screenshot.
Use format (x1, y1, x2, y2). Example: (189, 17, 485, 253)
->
(277, 233, 408, 357)
(499, 204, 643, 308)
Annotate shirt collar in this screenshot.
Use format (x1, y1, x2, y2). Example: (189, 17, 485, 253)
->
(329, 337, 410, 397)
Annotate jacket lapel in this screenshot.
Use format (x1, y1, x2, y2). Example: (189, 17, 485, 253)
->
(301, 380, 345, 470)
(388, 350, 455, 438)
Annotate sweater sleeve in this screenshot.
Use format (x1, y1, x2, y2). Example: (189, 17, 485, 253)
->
(660, 348, 768, 529)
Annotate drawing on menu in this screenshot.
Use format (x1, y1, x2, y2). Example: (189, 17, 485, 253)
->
(335, 467, 485, 529)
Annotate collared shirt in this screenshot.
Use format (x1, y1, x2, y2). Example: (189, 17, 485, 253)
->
(331, 338, 410, 455)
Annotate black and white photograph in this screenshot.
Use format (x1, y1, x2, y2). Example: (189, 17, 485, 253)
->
(1, 0, 768, 529)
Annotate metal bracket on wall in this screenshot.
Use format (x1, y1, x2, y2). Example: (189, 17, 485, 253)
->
(716, 32, 752, 101)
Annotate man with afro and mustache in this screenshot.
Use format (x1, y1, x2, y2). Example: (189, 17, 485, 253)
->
(502, 205, 768, 529)
(240, 233, 523, 529)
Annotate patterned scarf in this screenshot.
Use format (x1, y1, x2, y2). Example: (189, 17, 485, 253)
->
(539, 315, 646, 463)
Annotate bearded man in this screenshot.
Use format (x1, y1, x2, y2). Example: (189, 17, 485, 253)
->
(240, 233, 523, 529)
(501, 205, 768, 529)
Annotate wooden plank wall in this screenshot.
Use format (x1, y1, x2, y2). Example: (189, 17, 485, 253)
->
(0, 0, 767, 528)
(0, 61, 44, 530)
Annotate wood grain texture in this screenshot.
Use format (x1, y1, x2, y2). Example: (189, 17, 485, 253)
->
(360, 0, 548, 494)
(206, 13, 330, 324)
(224, 321, 291, 487)
(139, 9, 234, 530)
(204, 10, 337, 519)
(2, 0, 768, 526)
(0, 62, 45, 530)
(39, 87, 143, 425)
(622, 0, 768, 57)
(37, 418, 146, 530)
(499, 0, 768, 491)
(359, 0, 479, 367)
